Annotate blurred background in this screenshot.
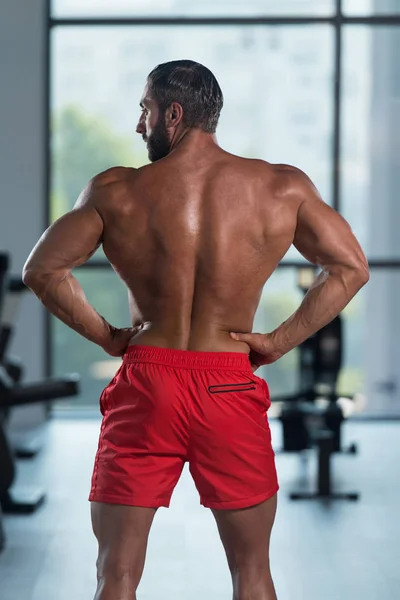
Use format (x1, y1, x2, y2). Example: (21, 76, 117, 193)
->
(0, 1, 399, 599)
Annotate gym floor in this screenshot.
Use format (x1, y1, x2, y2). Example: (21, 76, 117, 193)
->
(0, 419, 399, 600)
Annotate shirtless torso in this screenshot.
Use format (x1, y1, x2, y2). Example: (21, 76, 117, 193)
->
(99, 143, 301, 355)
(22, 132, 369, 368)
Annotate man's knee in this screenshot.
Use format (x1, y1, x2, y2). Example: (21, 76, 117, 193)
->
(96, 550, 143, 591)
(231, 563, 277, 600)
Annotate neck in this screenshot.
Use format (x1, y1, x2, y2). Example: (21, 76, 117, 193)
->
(169, 128, 218, 154)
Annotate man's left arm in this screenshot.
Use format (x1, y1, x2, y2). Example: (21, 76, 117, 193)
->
(23, 178, 126, 355)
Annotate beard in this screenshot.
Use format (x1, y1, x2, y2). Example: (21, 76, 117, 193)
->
(146, 115, 171, 162)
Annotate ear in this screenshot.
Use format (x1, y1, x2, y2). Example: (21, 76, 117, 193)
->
(165, 102, 184, 127)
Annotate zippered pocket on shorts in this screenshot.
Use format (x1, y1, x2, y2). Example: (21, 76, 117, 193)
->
(208, 382, 257, 394)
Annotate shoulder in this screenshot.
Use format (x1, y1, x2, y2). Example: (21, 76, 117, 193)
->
(271, 163, 306, 184)
(88, 167, 138, 204)
(238, 159, 303, 183)
(233, 159, 319, 195)
(73, 166, 138, 211)
(92, 166, 137, 189)
(269, 163, 320, 203)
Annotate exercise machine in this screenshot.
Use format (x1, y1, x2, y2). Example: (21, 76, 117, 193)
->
(274, 267, 359, 501)
(0, 253, 80, 529)
(0, 253, 9, 552)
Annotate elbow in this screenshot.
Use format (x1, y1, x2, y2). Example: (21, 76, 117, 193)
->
(22, 266, 38, 291)
(347, 263, 370, 292)
(22, 263, 45, 292)
(356, 262, 370, 287)
(330, 261, 370, 293)
(22, 263, 68, 294)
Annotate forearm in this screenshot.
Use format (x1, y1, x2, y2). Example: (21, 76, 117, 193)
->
(23, 270, 112, 349)
(271, 267, 368, 356)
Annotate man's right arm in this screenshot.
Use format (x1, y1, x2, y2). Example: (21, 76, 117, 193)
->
(269, 168, 369, 357)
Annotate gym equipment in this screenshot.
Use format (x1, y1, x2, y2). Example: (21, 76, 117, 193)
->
(0, 253, 9, 552)
(0, 254, 8, 324)
(0, 256, 80, 529)
(273, 267, 359, 501)
(0, 275, 80, 458)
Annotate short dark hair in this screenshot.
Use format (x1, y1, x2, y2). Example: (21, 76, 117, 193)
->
(147, 60, 224, 134)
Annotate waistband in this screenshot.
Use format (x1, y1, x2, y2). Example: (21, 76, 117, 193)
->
(123, 345, 252, 372)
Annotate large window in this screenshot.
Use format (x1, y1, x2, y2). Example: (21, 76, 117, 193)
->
(341, 26, 400, 258)
(52, 0, 335, 18)
(344, 0, 400, 15)
(49, 1, 400, 416)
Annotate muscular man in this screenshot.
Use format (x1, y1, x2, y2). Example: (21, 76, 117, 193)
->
(23, 60, 369, 600)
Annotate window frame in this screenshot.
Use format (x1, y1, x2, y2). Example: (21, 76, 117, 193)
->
(45, 0, 400, 384)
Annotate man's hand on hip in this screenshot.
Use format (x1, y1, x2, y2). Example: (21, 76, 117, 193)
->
(104, 323, 144, 357)
(230, 331, 282, 372)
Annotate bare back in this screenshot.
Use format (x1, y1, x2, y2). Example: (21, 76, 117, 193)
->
(97, 145, 299, 354)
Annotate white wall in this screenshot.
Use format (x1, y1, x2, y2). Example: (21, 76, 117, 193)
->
(0, 0, 47, 427)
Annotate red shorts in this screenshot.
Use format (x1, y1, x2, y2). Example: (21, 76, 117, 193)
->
(89, 346, 279, 510)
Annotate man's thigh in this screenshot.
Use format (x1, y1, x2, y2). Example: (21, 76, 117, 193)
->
(211, 494, 278, 569)
(91, 502, 157, 576)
